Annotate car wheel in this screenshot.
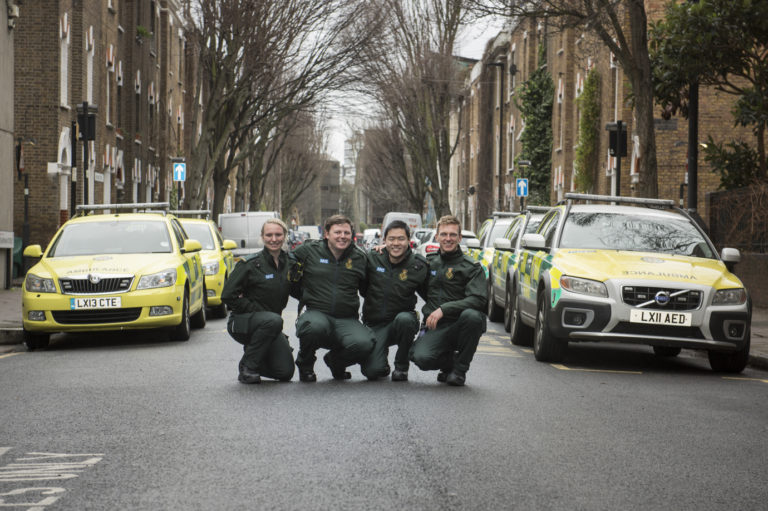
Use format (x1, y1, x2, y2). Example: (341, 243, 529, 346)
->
(171, 290, 191, 341)
(509, 281, 533, 346)
(708, 328, 750, 373)
(533, 290, 567, 362)
(653, 346, 682, 357)
(487, 277, 503, 322)
(191, 287, 207, 329)
(211, 302, 227, 319)
(503, 280, 513, 333)
(23, 330, 50, 351)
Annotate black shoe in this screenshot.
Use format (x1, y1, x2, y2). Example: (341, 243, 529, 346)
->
(238, 367, 262, 384)
(324, 353, 351, 380)
(437, 371, 449, 383)
(298, 369, 317, 382)
(391, 369, 408, 382)
(446, 370, 466, 387)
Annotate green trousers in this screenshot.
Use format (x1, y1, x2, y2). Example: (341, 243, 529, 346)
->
(410, 309, 486, 374)
(227, 311, 295, 381)
(295, 309, 375, 371)
(360, 311, 420, 379)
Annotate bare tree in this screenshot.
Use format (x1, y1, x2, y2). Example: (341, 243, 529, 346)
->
(182, 0, 380, 217)
(352, 0, 469, 217)
(467, 0, 659, 197)
(357, 122, 425, 213)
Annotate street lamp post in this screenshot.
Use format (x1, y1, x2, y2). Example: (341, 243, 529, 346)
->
(15, 137, 36, 249)
(76, 102, 98, 205)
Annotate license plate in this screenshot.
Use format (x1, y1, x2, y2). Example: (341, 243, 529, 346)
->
(70, 297, 122, 310)
(630, 309, 691, 327)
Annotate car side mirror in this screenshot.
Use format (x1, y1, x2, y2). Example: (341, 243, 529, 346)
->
(493, 238, 512, 251)
(521, 233, 546, 250)
(182, 239, 202, 253)
(23, 244, 43, 258)
(222, 239, 237, 250)
(465, 239, 481, 249)
(721, 247, 740, 272)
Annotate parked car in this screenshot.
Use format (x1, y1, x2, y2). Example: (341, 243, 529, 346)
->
(174, 211, 236, 318)
(487, 207, 550, 332)
(382, 212, 422, 235)
(22, 203, 208, 350)
(218, 211, 280, 260)
(466, 212, 520, 320)
(512, 193, 750, 372)
(362, 228, 381, 249)
(410, 227, 433, 248)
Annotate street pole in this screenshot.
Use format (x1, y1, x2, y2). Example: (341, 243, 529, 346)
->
(70, 121, 77, 217)
(616, 120, 623, 196)
(687, 80, 698, 213)
(23, 174, 29, 249)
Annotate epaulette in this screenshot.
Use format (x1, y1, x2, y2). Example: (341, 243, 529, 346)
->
(243, 252, 261, 263)
(463, 254, 481, 266)
(412, 253, 428, 270)
(426, 252, 439, 259)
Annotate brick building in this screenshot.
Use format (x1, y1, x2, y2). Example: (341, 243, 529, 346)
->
(13, 0, 195, 250)
(451, 1, 753, 233)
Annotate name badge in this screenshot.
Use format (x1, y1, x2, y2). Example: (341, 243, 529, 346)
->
(376, 267, 386, 272)
(319, 258, 329, 264)
(431, 270, 437, 276)
(265, 274, 274, 279)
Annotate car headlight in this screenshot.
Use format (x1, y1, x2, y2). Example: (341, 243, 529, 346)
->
(712, 288, 747, 305)
(137, 269, 177, 289)
(560, 275, 608, 297)
(26, 274, 57, 293)
(202, 261, 219, 276)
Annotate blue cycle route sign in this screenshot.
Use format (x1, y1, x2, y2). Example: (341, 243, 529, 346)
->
(516, 178, 529, 197)
(173, 162, 186, 182)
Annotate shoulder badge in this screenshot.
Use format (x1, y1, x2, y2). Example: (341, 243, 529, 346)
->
(399, 269, 408, 281)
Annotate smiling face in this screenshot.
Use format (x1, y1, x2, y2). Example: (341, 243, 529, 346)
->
(436, 223, 461, 253)
(384, 227, 409, 263)
(325, 222, 353, 255)
(262, 222, 285, 255)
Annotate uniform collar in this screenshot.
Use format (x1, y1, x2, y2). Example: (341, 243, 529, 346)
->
(439, 247, 464, 262)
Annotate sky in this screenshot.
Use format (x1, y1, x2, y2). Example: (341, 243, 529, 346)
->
(328, 16, 506, 163)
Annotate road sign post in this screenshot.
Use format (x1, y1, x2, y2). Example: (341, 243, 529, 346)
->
(171, 158, 186, 209)
(517, 160, 531, 210)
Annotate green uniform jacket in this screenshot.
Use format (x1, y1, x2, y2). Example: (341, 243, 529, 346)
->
(361, 248, 429, 326)
(288, 239, 367, 319)
(221, 250, 289, 314)
(423, 248, 487, 320)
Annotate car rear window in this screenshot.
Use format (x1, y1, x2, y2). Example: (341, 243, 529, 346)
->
(49, 220, 173, 256)
(560, 212, 716, 258)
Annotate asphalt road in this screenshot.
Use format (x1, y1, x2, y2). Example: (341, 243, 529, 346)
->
(1, 298, 768, 510)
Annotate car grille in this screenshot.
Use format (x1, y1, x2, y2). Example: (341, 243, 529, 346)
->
(622, 286, 701, 310)
(59, 275, 134, 295)
(52, 308, 142, 325)
(611, 321, 704, 339)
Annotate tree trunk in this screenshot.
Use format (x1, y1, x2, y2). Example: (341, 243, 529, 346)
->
(628, 1, 658, 198)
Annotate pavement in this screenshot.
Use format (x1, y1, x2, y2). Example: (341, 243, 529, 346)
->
(2, 281, 768, 370)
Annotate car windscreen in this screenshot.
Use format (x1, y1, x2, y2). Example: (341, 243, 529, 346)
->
(525, 215, 544, 233)
(559, 212, 716, 258)
(488, 221, 510, 244)
(48, 220, 173, 256)
(181, 223, 215, 250)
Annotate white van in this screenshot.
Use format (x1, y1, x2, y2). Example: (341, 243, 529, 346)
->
(218, 211, 279, 259)
(382, 212, 422, 235)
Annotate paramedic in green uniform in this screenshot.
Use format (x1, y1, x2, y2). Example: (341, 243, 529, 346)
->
(360, 220, 429, 381)
(289, 215, 374, 382)
(221, 218, 295, 384)
(410, 215, 487, 386)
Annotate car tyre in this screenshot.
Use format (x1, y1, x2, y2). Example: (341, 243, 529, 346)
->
(487, 277, 503, 322)
(23, 330, 50, 351)
(533, 291, 567, 362)
(708, 328, 750, 373)
(191, 288, 207, 329)
(653, 346, 682, 357)
(171, 290, 191, 341)
(509, 281, 533, 346)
